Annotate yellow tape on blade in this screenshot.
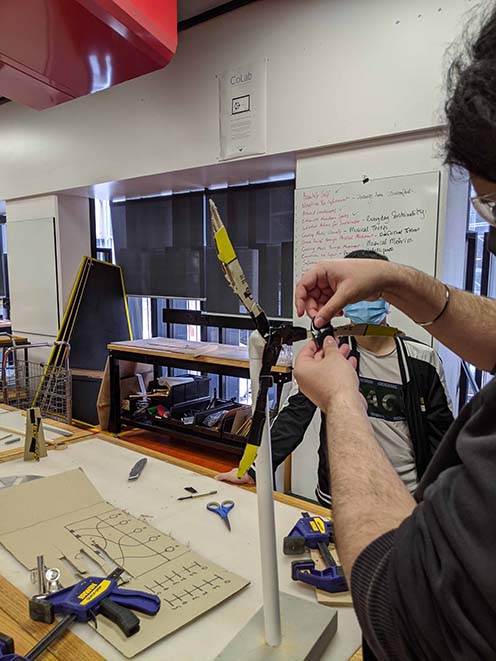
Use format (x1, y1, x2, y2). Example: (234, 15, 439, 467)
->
(362, 325, 400, 337)
(332, 323, 403, 338)
(237, 444, 259, 478)
(214, 227, 236, 264)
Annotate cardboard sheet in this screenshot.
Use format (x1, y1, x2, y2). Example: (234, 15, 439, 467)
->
(0, 469, 249, 658)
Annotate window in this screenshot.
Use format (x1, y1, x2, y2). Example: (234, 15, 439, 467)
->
(101, 179, 295, 406)
(94, 199, 115, 262)
(111, 193, 204, 299)
(459, 188, 495, 405)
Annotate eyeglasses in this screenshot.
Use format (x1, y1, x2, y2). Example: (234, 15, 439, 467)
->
(471, 192, 496, 227)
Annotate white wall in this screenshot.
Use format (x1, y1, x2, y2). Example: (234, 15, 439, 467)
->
(6, 196, 60, 350)
(5, 195, 90, 361)
(56, 196, 91, 309)
(0, 0, 474, 200)
(291, 132, 468, 500)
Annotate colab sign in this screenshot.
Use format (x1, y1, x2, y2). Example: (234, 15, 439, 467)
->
(230, 71, 253, 85)
(218, 59, 267, 160)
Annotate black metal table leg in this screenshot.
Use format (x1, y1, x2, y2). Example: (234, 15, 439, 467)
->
(108, 353, 121, 434)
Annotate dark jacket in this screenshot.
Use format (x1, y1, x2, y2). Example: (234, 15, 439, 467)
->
(351, 375, 496, 660)
(250, 336, 454, 505)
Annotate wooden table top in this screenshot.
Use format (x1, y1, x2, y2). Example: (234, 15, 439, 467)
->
(108, 337, 292, 374)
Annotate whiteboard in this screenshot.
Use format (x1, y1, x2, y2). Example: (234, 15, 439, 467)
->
(294, 171, 440, 339)
(7, 217, 60, 336)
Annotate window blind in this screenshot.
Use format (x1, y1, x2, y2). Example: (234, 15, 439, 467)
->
(206, 181, 294, 317)
(110, 180, 295, 317)
(111, 192, 204, 299)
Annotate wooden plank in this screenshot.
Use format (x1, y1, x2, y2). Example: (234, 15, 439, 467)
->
(0, 610, 59, 661)
(0, 576, 104, 660)
(0, 335, 28, 346)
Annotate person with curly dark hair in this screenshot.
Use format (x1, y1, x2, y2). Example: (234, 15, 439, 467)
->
(293, 5, 496, 660)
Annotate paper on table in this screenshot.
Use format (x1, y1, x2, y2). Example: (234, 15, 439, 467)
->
(0, 469, 249, 658)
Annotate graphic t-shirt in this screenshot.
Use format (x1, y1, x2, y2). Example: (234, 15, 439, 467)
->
(358, 346, 418, 493)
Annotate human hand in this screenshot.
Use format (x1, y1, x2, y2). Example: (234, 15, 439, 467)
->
(295, 258, 395, 327)
(294, 336, 365, 412)
(215, 468, 255, 485)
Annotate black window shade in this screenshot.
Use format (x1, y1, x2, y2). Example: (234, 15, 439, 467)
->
(110, 180, 295, 317)
(111, 192, 204, 299)
(206, 181, 294, 317)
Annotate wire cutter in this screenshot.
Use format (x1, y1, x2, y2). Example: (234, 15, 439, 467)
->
(207, 499, 235, 531)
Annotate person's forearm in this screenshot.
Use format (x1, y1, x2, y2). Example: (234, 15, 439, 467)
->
(326, 393, 415, 583)
(384, 264, 496, 371)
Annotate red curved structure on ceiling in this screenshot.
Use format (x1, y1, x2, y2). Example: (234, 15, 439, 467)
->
(0, 0, 177, 110)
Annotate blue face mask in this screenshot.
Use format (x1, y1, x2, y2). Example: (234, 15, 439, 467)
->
(343, 300, 389, 325)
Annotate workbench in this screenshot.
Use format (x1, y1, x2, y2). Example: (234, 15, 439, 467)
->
(0, 404, 91, 463)
(0, 434, 361, 660)
(107, 338, 293, 447)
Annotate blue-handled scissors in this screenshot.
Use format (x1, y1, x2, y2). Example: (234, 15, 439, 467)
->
(207, 499, 235, 532)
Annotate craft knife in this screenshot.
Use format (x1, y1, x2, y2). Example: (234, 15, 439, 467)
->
(128, 457, 147, 481)
(177, 489, 218, 501)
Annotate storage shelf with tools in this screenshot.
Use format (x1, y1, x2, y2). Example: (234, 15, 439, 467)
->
(107, 338, 292, 453)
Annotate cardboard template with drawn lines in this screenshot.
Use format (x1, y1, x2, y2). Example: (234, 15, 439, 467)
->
(0, 469, 249, 658)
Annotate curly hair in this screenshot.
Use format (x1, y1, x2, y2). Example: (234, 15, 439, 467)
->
(344, 249, 388, 261)
(445, 4, 496, 182)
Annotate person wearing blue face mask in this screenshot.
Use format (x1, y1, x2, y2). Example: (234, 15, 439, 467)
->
(343, 299, 389, 326)
(217, 249, 454, 508)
